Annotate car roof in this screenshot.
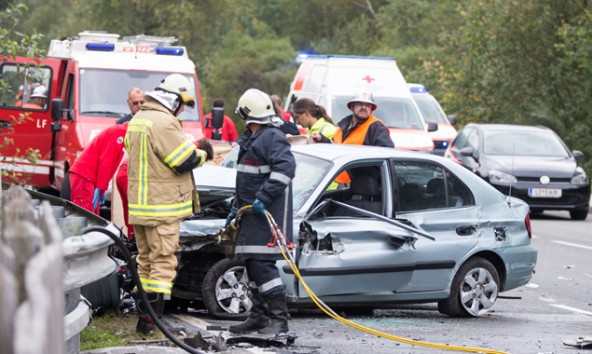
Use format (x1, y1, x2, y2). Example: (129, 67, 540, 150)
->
(291, 143, 449, 165)
(466, 123, 553, 133)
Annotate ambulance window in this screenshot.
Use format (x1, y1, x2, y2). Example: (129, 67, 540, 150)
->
(0, 64, 51, 110)
(302, 65, 326, 93)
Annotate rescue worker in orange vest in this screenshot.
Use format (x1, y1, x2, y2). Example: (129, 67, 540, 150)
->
(333, 91, 394, 148)
(333, 92, 393, 184)
(125, 73, 213, 335)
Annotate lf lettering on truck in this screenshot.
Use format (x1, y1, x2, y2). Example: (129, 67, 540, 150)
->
(286, 54, 437, 153)
(0, 31, 205, 194)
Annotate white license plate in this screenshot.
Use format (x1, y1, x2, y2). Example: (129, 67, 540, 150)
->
(528, 187, 562, 198)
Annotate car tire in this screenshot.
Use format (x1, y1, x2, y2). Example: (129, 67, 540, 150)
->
(569, 208, 588, 220)
(438, 257, 499, 317)
(202, 258, 251, 320)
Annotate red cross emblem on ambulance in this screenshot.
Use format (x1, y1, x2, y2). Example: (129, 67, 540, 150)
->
(362, 75, 375, 84)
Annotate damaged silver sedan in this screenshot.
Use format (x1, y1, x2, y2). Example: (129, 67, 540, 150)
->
(174, 144, 537, 319)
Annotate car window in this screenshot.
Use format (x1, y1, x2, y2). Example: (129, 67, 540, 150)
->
(483, 130, 571, 157)
(323, 164, 385, 217)
(452, 126, 472, 149)
(466, 128, 480, 158)
(394, 161, 474, 212)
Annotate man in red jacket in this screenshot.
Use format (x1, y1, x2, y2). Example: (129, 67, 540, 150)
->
(67, 123, 128, 214)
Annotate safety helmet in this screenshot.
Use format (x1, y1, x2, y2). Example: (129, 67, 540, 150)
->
(157, 74, 196, 108)
(347, 91, 377, 111)
(30, 86, 48, 99)
(235, 88, 276, 121)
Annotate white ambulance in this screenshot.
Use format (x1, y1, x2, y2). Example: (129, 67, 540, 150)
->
(286, 55, 436, 152)
(408, 83, 458, 156)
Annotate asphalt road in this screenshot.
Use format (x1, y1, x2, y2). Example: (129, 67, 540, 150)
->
(166, 210, 592, 354)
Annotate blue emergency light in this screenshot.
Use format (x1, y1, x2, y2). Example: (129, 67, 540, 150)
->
(86, 43, 115, 51)
(410, 85, 428, 94)
(156, 47, 184, 56)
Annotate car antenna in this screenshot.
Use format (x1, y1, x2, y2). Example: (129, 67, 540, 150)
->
(507, 143, 516, 206)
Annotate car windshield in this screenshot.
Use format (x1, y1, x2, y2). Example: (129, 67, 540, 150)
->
(332, 95, 424, 130)
(220, 146, 332, 212)
(79, 69, 200, 122)
(483, 130, 570, 157)
(412, 94, 448, 124)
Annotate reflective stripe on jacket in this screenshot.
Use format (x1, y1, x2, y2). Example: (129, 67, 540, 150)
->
(125, 99, 201, 226)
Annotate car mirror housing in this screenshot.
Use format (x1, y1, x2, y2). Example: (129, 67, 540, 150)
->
(572, 150, 584, 160)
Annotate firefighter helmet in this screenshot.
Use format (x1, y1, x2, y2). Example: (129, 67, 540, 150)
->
(235, 88, 276, 121)
(30, 85, 48, 99)
(347, 91, 377, 111)
(158, 74, 196, 108)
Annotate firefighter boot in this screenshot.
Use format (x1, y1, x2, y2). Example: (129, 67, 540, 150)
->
(135, 292, 158, 335)
(258, 297, 289, 335)
(229, 293, 270, 333)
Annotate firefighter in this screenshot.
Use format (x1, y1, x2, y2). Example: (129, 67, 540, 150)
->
(226, 88, 296, 335)
(333, 91, 394, 148)
(125, 73, 212, 335)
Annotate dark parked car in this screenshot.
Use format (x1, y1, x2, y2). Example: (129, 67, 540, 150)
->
(444, 124, 590, 220)
(171, 144, 537, 319)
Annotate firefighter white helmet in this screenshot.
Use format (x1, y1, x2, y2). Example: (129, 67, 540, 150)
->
(30, 85, 48, 99)
(347, 91, 377, 111)
(235, 88, 276, 121)
(157, 74, 196, 108)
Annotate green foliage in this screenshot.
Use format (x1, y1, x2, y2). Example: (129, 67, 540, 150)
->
(8, 0, 592, 175)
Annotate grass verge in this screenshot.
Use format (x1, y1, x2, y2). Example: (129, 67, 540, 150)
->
(80, 309, 166, 351)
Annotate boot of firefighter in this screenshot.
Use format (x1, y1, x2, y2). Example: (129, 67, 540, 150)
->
(258, 297, 289, 335)
(135, 292, 158, 335)
(229, 292, 270, 333)
(153, 294, 186, 334)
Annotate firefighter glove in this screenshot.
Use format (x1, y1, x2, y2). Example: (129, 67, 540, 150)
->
(252, 199, 266, 216)
(225, 207, 238, 227)
(92, 188, 102, 209)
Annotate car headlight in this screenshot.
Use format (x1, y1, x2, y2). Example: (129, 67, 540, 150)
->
(571, 167, 589, 185)
(488, 169, 517, 185)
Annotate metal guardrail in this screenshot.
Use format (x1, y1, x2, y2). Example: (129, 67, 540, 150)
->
(1, 185, 118, 354)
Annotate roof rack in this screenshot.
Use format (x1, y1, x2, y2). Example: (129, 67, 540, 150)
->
(122, 34, 177, 47)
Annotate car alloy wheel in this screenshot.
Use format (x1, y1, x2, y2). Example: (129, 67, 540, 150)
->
(438, 257, 500, 317)
(202, 258, 251, 320)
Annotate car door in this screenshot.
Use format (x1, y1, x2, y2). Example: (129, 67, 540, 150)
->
(394, 159, 481, 293)
(292, 162, 419, 298)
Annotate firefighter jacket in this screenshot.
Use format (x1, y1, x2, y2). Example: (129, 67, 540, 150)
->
(233, 126, 296, 261)
(69, 123, 127, 192)
(333, 114, 394, 148)
(125, 99, 205, 226)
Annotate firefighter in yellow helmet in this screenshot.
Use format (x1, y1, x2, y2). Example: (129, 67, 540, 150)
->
(125, 73, 213, 334)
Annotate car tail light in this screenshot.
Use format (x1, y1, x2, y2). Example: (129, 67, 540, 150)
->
(525, 213, 532, 238)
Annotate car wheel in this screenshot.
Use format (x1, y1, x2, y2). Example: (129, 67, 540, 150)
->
(569, 208, 588, 220)
(202, 258, 251, 320)
(438, 257, 499, 317)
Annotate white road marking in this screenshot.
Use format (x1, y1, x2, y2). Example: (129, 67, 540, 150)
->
(550, 304, 592, 317)
(551, 240, 592, 251)
(525, 283, 539, 288)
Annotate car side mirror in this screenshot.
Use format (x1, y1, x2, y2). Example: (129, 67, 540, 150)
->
(447, 115, 457, 125)
(426, 121, 438, 132)
(51, 98, 63, 121)
(459, 146, 475, 157)
(572, 150, 584, 159)
(210, 107, 224, 129)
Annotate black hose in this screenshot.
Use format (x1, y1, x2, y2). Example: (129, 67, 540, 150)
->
(83, 226, 209, 354)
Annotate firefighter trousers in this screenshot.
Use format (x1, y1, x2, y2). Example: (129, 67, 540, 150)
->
(134, 222, 180, 295)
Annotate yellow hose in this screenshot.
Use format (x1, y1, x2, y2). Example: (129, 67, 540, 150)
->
(242, 206, 508, 354)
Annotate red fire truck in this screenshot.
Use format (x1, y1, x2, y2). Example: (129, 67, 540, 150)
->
(0, 31, 205, 194)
